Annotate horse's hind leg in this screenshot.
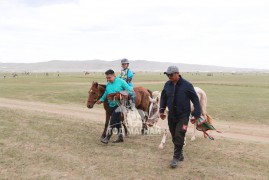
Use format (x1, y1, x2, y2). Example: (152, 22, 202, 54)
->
(141, 120, 148, 135)
(191, 124, 196, 141)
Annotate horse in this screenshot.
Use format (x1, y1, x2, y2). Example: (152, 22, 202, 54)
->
(86, 81, 152, 140)
(147, 87, 215, 149)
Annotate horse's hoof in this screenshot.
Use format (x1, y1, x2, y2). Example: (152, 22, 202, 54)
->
(191, 136, 196, 141)
(141, 130, 147, 135)
(159, 144, 164, 149)
(100, 136, 105, 141)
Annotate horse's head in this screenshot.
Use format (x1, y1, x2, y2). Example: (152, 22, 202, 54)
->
(87, 81, 104, 108)
(147, 91, 161, 127)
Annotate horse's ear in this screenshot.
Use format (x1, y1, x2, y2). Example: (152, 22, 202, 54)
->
(148, 96, 153, 102)
(92, 82, 98, 88)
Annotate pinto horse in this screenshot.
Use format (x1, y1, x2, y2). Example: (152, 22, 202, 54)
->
(86, 81, 152, 140)
(147, 87, 215, 149)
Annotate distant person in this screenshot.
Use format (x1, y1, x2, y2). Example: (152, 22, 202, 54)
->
(159, 66, 201, 168)
(97, 69, 133, 144)
(119, 58, 136, 110)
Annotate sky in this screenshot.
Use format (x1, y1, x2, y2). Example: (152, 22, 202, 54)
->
(0, 0, 269, 69)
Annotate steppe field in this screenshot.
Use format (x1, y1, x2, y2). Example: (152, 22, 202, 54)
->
(0, 72, 269, 179)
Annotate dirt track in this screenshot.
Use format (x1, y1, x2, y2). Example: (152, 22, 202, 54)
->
(0, 97, 268, 143)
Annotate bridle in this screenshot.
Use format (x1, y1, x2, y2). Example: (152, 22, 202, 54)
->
(148, 98, 160, 123)
(87, 85, 101, 104)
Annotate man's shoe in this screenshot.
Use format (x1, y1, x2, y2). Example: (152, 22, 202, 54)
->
(170, 158, 179, 168)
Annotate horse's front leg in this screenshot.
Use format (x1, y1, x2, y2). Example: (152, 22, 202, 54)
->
(101, 112, 110, 140)
(137, 110, 147, 135)
(122, 122, 128, 137)
(141, 115, 148, 135)
(141, 116, 148, 135)
(121, 113, 129, 137)
(159, 129, 167, 149)
(191, 124, 196, 141)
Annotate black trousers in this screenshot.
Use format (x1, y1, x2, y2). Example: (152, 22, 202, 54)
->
(107, 106, 122, 135)
(168, 116, 189, 146)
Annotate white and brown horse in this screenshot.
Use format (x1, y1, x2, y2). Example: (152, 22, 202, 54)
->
(147, 87, 214, 149)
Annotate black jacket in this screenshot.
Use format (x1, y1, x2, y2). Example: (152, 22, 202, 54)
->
(159, 76, 201, 120)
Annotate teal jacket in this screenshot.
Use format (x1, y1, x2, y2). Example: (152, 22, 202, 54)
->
(100, 77, 133, 107)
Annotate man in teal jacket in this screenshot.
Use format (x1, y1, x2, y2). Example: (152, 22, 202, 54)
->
(97, 69, 133, 144)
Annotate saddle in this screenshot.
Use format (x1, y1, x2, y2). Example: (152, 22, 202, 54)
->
(107, 90, 129, 101)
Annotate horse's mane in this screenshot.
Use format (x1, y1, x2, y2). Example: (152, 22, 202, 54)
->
(99, 84, 106, 89)
(147, 89, 153, 97)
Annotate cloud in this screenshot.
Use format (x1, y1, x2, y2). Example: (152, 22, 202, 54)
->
(13, 0, 79, 7)
(0, 0, 269, 69)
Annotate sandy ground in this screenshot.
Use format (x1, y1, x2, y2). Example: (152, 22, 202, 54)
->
(0, 97, 268, 144)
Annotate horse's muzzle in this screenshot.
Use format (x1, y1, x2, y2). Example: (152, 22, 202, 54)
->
(87, 104, 93, 109)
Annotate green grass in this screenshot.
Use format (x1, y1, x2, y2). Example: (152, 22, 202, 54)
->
(0, 107, 268, 179)
(1, 72, 269, 124)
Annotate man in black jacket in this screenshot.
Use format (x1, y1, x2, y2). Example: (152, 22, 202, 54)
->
(159, 66, 201, 168)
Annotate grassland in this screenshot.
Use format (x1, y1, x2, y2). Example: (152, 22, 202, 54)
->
(0, 107, 268, 179)
(0, 72, 269, 179)
(1, 72, 269, 124)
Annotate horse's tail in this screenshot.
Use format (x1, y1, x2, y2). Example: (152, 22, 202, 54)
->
(206, 113, 214, 124)
(147, 89, 152, 97)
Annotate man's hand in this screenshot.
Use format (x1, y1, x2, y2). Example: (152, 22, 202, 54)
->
(159, 113, 166, 120)
(190, 116, 198, 124)
(96, 100, 102, 104)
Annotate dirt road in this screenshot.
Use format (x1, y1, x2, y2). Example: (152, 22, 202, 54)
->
(1, 97, 268, 143)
